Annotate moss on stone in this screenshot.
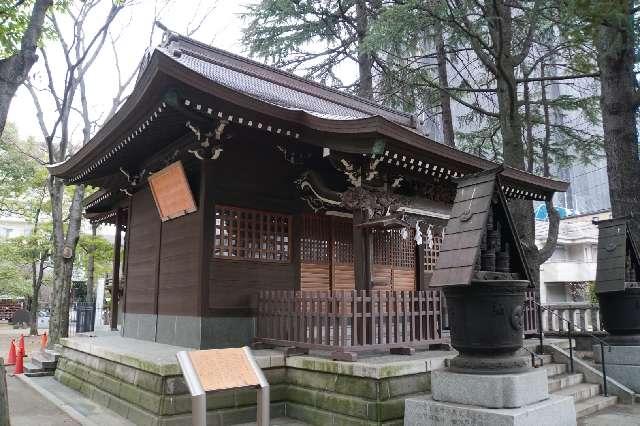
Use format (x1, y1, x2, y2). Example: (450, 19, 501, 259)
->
(315, 391, 370, 420)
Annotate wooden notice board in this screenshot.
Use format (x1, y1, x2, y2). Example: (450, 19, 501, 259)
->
(148, 161, 197, 222)
(187, 348, 261, 392)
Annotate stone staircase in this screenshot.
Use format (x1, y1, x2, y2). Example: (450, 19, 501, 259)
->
(538, 353, 618, 418)
(24, 349, 60, 377)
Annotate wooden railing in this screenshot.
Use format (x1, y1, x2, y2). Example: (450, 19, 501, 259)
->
(542, 302, 602, 333)
(256, 290, 447, 352)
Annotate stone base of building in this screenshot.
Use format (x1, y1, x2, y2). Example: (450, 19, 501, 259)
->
(55, 334, 455, 425)
(404, 394, 576, 426)
(431, 368, 548, 408)
(122, 313, 255, 348)
(593, 344, 640, 392)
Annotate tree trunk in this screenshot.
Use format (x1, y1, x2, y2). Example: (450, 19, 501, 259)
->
(48, 178, 85, 346)
(0, 0, 52, 137)
(435, 22, 454, 147)
(355, 0, 374, 100)
(594, 1, 640, 241)
(86, 223, 97, 301)
(0, 358, 8, 426)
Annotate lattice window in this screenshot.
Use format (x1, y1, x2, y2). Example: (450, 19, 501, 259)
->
(301, 215, 330, 264)
(425, 234, 443, 271)
(301, 215, 354, 264)
(214, 206, 291, 262)
(373, 229, 415, 268)
(333, 218, 354, 264)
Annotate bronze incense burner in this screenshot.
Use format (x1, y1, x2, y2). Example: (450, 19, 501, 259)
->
(431, 168, 533, 374)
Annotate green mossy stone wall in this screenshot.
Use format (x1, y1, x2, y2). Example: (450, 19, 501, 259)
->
(55, 348, 430, 425)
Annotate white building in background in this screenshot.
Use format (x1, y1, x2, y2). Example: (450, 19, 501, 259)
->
(0, 214, 115, 241)
(536, 211, 611, 304)
(0, 216, 33, 239)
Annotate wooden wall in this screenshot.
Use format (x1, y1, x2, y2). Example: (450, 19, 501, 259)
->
(124, 184, 203, 318)
(124, 187, 161, 315)
(157, 210, 201, 316)
(206, 136, 303, 316)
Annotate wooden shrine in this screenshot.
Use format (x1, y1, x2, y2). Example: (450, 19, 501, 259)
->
(49, 31, 566, 351)
(594, 217, 640, 341)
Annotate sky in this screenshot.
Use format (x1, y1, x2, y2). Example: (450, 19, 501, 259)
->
(7, 0, 258, 144)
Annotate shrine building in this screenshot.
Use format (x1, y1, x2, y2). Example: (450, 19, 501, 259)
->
(49, 31, 567, 352)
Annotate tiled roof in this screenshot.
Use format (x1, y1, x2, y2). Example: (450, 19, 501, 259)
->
(162, 48, 368, 121)
(157, 34, 415, 126)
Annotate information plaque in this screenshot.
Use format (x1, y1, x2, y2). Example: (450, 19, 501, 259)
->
(176, 346, 270, 426)
(148, 160, 197, 222)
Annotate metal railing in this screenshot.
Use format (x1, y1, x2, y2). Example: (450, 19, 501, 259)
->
(532, 300, 611, 396)
(256, 289, 447, 353)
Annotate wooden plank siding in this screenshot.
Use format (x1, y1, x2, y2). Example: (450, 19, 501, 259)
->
(157, 210, 201, 316)
(124, 187, 162, 315)
(124, 184, 204, 317)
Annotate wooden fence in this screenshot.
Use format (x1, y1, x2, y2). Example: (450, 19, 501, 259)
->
(256, 290, 447, 352)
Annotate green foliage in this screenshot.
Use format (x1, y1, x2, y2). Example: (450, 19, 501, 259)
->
(242, 0, 371, 89)
(0, 123, 47, 216)
(587, 281, 598, 304)
(76, 231, 113, 278)
(0, 0, 68, 57)
(364, 0, 604, 174)
(0, 227, 51, 298)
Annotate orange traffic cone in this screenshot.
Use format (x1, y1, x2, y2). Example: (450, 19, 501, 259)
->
(6, 339, 16, 365)
(14, 347, 24, 374)
(18, 334, 24, 355)
(41, 331, 48, 350)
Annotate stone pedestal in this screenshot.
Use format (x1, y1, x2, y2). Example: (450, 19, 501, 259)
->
(405, 369, 576, 425)
(432, 369, 548, 409)
(405, 395, 576, 426)
(593, 344, 640, 392)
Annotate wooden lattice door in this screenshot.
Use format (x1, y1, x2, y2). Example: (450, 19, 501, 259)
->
(300, 214, 355, 291)
(372, 229, 416, 291)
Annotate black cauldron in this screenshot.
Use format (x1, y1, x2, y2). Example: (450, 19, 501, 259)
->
(444, 279, 530, 373)
(598, 287, 640, 344)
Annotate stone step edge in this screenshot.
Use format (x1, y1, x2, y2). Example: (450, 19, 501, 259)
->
(547, 373, 585, 391)
(552, 383, 600, 403)
(575, 395, 618, 418)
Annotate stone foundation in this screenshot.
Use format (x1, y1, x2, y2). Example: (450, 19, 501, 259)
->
(122, 314, 256, 349)
(593, 344, 640, 392)
(55, 336, 453, 425)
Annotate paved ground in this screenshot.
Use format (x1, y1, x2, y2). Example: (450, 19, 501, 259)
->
(579, 403, 640, 425)
(5, 375, 78, 425)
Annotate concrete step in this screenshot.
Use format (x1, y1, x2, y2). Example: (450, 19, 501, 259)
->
(547, 373, 584, 392)
(553, 383, 600, 403)
(575, 395, 618, 418)
(23, 362, 55, 377)
(537, 354, 553, 364)
(29, 350, 58, 370)
(542, 363, 567, 377)
(24, 369, 55, 377)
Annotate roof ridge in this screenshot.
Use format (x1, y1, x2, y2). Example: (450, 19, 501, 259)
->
(161, 33, 415, 127)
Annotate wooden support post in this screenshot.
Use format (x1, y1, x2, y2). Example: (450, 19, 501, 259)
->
(111, 208, 124, 331)
(353, 209, 368, 290)
(416, 244, 426, 290)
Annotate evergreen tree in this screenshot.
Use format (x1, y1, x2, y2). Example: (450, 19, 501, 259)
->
(242, 0, 382, 99)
